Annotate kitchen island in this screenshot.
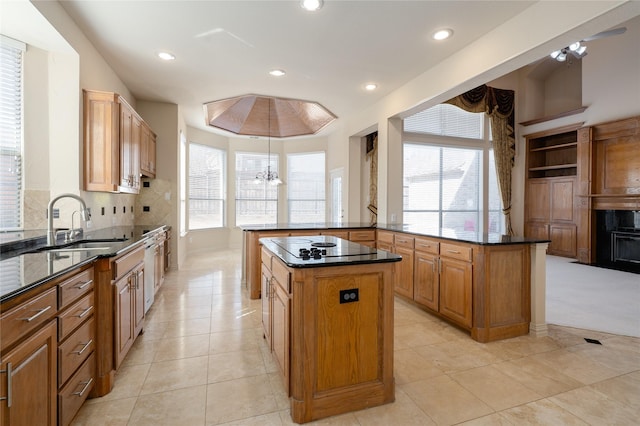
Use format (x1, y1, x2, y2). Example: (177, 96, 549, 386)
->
(260, 235, 400, 424)
(242, 223, 376, 299)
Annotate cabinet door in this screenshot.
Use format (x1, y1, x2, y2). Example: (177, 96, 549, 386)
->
(114, 274, 133, 369)
(525, 222, 549, 240)
(526, 180, 550, 222)
(550, 178, 575, 222)
(1, 321, 57, 426)
(394, 246, 414, 299)
(549, 224, 577, 257)
(133, 267, 145, 338)
(154, 244, 164, 291)
(414, 252, 439, 311)
(140, 123, 150, 175)
(83, 90, 119, 192)
(261, 264, 272, 348)
(149, 133, 156, 175)
(118, 101, 141, 194)
(271, 279, 290, 393)
(439, 257, 472, 328)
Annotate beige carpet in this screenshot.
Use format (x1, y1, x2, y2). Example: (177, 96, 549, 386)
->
(546, 255, 640, 338)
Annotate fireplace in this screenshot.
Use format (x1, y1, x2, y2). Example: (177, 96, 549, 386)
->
(595, 210, 640, 273)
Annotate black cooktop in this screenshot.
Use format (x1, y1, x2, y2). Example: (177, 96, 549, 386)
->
(260, 235, 400, 268)
(269, 236, 377, 260)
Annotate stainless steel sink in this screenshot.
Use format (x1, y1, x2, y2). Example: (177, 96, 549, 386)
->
(27, 238, 128, 253)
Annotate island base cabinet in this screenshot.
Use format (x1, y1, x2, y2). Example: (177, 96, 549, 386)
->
(289, 264, 395, 423)
(0, 320, 57, 426)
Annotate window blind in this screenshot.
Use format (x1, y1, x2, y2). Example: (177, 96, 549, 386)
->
(404, 103, 482, 139)
(287, 152, 325, 223)
(235, 152, 278, 226)
(188, 143, 225, 229)
(0, 36, 25, 231)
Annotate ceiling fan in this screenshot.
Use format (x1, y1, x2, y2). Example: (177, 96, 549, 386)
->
(550, 27, 627, 62)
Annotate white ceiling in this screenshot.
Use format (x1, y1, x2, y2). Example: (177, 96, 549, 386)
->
(57, 0, 537, 136)
(53, 1, 636, 137)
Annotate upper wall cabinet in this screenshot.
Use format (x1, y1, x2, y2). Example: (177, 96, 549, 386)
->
(83, 90, 156, 193)
(140, 122, 156, 178)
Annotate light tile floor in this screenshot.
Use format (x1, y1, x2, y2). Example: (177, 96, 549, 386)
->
(72, 249, 640, 425)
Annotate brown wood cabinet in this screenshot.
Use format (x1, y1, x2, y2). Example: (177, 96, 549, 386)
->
(56, 266, 95, 426)
(83, 90, 156, 194)
(260, 242, 395, 423)
(140, 122, 157, 178)
(524, 124, 582, 257)
(378, 229, 531, 342)
(114, 257, 144, 369)
(439, 254, 472, 328)
(118, 99, 141, 193)
(243, 227, 377, 299)
(1, 263, 98, 426)
(1, 320, 57, 426)
(154, 232, 166, 292)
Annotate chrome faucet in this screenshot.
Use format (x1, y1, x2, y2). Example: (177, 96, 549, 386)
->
(47, 193, 91, 245)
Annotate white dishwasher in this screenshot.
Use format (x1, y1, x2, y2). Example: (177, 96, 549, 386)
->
(143, 238, 156, 313)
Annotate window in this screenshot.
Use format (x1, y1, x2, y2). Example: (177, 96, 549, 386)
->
(236, 152, 278, 226)
(0, 36, 25, 231)
(188, 143, 225, 229)
(179, 131, 186, 235)
(287, 152, 325, 223)
(403, 103, 505, 235)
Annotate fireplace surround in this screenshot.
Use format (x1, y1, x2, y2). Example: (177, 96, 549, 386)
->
(595, 210, 640, 273)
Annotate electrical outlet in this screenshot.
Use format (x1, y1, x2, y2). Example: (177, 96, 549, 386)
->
(339, 288, 359, 304)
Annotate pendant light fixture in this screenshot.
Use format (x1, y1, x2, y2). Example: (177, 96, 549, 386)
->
(254, 100, 283, 185)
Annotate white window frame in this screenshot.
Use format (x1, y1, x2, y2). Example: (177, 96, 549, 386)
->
(403, 105, 505, 235)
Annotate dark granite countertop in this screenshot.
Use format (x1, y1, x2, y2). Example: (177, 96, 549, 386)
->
(241, 222, 548, 246)
(240, 222, 374, 231)
(260, 235, 401, 268)
(0, 225, 168, 303)
(377, 224, 550, 246)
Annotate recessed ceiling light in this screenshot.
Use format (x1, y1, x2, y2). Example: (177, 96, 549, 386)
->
(432, 29, 453, 41)
(157, 51, 175, 61)
(365, 83, 378, 91)
(269, 69, 286, 77)
(301, 0, 323, 12)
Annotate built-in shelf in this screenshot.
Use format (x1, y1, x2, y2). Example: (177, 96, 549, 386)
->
(529, 142, 578, 152)
(519, 107, 588, 127)
(529, 164, 578, 172)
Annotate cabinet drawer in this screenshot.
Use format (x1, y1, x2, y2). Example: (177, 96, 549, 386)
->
(348, 230, 376, 242)
(1, 287, 57, 351)
(377, 230, 394, 244)
(320, 230, 349, 239)
(58, 353, 95, 426)
(440, 242, 472, 262)
(271, 258, 291, 293)
(113, 245, 144, 279)
(414, 237, 439, 254)
(58, 292, 94, 340)
(394, 234, 415, 249)
(58, 267, 94, 309)
(59, 316, 95, 386)
(261, 246, 273, 269)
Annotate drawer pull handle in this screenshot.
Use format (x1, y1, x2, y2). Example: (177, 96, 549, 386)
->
(73, 378, 93, 397)
(447, 250, 461, 254)
(75, 306, 93, 318)
(20, 305, 52, 322)
(74, 280, 93, 290)
(0, 363, 12, 407)
(72, 339, 93, 355)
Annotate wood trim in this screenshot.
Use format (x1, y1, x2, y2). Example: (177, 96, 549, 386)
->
(522, 122, 584, 139)
(519, 107, 587, 127)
